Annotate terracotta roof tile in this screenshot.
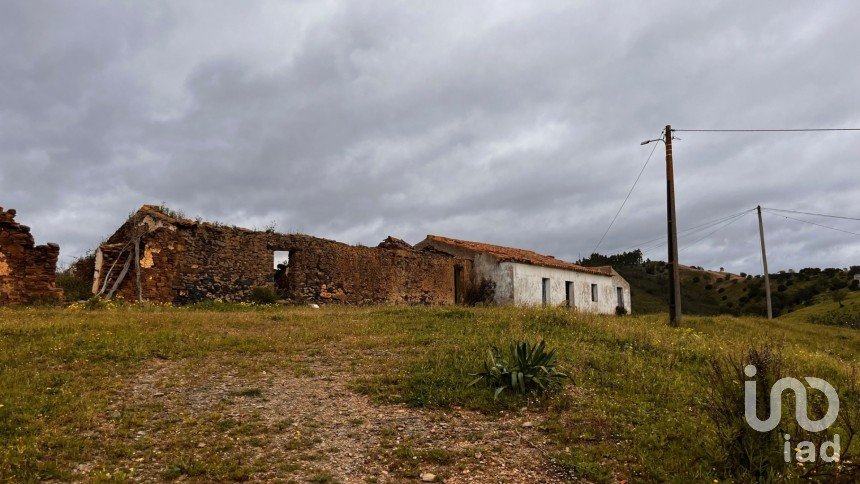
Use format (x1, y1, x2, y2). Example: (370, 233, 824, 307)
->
(423, 235, 611, 276)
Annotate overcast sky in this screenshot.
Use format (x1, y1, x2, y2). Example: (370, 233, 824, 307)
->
(2, 1, 859, 274)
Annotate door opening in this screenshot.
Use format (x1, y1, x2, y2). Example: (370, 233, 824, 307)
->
(274, 251, 291, 297)
(565, 281, 573, 307)
(453, 266, 463, 304)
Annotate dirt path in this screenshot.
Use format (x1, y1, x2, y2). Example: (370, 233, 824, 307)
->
(79, 352, 576, 483)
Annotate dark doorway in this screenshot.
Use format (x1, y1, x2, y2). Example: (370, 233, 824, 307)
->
(454, 265, 463, 304)
(542, 278, 550, 306)
(565, 281, 573, 307)
(274, 251, 291, 297)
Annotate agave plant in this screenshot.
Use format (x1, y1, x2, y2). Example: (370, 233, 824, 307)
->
(469, 339, 569, 399)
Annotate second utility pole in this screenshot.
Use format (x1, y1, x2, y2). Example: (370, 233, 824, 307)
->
(665, 125, 682, 327)
(756, 205, 773, 319)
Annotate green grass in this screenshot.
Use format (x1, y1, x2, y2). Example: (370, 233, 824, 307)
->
(2, 304, 860, 481)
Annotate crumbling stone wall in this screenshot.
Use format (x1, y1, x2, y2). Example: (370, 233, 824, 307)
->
(271, 235, 473, 305)
(0, 207, 61, 304)
(95, 206, 472, 305)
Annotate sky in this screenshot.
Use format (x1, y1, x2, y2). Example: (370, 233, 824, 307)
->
(1, 1, 859, 274)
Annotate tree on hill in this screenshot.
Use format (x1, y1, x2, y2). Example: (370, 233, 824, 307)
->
(833, 289, 848, 308)
(578, 250, 643, 267)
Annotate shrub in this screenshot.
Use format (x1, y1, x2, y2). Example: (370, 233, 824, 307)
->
(249, 287, 278, 305)
(469, 340, 569, 399)
(703, 346, 787, 480)
(56, 272, 93, 302)
(615, 305, 628, 316)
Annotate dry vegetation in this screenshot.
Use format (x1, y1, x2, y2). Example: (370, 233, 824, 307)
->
(2, 304, 860, 482)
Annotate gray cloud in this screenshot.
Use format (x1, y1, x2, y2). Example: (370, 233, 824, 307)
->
(1, 0, 858, 273)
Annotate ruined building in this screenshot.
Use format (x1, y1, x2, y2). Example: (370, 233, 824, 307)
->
(0, 207, 62, 304)
(93, 205, 473, 305)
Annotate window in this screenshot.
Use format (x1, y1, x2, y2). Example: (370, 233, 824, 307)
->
(565, 281, 573, 307)
(617, 287, 624, 308)
(273, 251, 290, 269)
(591, 283, 598, 302)
(542, 278, 550, 306)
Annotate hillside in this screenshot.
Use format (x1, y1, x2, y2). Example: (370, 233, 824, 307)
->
(2, 305, 859, 482)
(780, 290, 860, 328)
(580, 251, 860, 316)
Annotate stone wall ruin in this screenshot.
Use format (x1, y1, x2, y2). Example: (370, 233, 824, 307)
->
(0, 207, 61, 304)
(94, 206, 473, 305)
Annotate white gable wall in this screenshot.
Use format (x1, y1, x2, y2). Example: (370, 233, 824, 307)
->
(503, 262, 631, 314)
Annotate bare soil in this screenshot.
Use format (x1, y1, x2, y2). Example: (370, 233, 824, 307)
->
(80, 351, 576, 483)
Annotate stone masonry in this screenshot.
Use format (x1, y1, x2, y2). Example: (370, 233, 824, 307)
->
(94, 205, 473, 305)
(0, 207, 61, 304)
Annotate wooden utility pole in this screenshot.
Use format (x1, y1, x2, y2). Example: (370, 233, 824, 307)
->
(756, 205, 773, 319)
(665, 125, 682, 327)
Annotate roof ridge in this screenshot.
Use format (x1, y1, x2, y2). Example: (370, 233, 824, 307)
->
(425, 234, 609, 276)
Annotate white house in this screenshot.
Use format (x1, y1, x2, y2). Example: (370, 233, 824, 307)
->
(415, 235, 631, 314)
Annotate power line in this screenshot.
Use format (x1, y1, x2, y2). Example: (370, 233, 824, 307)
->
(639, 209, 752, 256)
(763, 207, 860, 222)
(615, 208, 754, 254)
(678, 210, 753, 253)
(763, 210, 860, 236)
(673, 128, 860, 132)
(591, 131, 662, 254)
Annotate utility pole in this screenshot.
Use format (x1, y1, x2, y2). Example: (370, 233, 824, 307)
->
(665, 125, 682, 327)
(756, 205, 773, 319)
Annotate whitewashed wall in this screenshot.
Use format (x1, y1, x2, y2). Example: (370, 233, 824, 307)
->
(493, 262, 631, 314)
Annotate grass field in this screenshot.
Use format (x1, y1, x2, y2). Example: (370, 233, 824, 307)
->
(2, 304, 860, 482)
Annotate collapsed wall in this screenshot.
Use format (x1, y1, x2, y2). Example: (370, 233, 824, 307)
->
(95, 206, 472, 305)
(0, 207, 61, 304)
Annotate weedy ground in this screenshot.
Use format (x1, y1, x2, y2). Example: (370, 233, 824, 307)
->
(2, 305, 860, 482)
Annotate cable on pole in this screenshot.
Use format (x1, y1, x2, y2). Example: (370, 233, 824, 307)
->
(619, 208, 755, 255)
(763, 210, 860, 236)
(763, 207, 860, 222)
(591, 131, 663, 254)
(673, 128, 860, 132)
(678, 210, 753, 253)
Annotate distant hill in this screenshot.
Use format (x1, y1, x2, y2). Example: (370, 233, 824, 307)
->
(579, 250, 860, 317)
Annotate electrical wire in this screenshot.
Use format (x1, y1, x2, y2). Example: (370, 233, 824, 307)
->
(762, 207, 860, 222)
(642, 209, 755, 255)
(763, 210, 860, 236)
(591, 131, 663, 254)
(640, 210, 752, 256)
(677, 210, 753, 253)
(614, 208, 754, 254)
(673, 128, 860, 132)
